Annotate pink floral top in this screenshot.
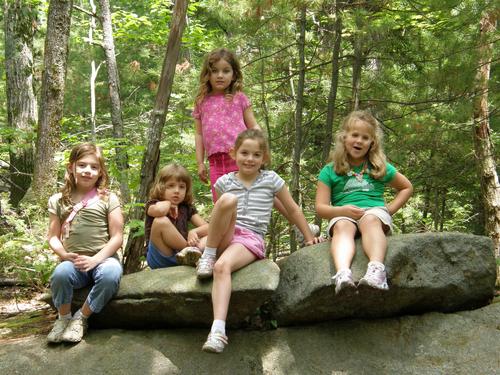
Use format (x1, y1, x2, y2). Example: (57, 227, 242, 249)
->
(192, 92, 250, 157)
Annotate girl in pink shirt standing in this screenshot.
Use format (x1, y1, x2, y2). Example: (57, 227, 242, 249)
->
(193, 48, 259, 201)
(193, 48, 320, 243)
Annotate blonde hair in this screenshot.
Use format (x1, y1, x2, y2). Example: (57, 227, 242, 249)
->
(194, 48, 243, 105)
(234, 129, 271, 168)
(149, 163, 193, 205)
(61, 143, 109, 206)
(330, 110, 387, 179)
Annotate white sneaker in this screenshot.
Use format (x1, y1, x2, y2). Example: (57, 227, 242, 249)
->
(332, 269, 356, 294)
(359, 261, 389, 290)
(61, 317, 88, 343)
(196, 255, 216, 279)
(202, 330, 228, 353)
(47, 318, 71, 343)
(176, 246, 202, 267)
(294, 223, 320, 247)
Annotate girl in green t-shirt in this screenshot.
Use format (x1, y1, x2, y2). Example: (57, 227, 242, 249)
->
(316, 110, 413, 294)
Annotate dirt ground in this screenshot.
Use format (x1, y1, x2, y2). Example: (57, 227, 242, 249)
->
(0, 286, 55, 340)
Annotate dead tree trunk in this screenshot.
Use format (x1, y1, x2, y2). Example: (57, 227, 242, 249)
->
(98, 0, 130, 204)
(123, 0, 189, 273)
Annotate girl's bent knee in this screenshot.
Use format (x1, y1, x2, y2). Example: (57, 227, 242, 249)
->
(50, 261, 76, 283)
(213, 260, 231, 277)
(216, 193, 237, 208)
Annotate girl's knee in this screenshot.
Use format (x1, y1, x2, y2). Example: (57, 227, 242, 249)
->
(333, 220, 357, 235)
(216, 193, 237, 209)
(50, 261, 75, 284)
(359, 215, 383, 230)
(152, 215, 173, 229)
(213, 259, 231, 277)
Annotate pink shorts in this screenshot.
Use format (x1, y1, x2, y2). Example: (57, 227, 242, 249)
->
(230, 225, 266, 259)
(208, 152, 238, 201)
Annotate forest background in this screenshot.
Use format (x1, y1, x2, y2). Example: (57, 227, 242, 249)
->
(0, 0, 498, 288)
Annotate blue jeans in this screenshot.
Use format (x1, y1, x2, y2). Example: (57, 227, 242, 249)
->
(50, 257, 122, 313)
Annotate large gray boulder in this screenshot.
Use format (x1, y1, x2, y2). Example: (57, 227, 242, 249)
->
(74, 259, 280, 329)
(270, 232, 496, 326)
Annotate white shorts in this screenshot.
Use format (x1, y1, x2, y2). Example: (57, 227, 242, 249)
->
(326, 206, 393, 238)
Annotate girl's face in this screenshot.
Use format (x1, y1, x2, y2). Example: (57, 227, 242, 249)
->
(344, 120, 373, 165)
(163, 178, 187, 205)
(209, 58, 234, 93)
(72, 154, 101, 192)
(234, 139, 265, 177)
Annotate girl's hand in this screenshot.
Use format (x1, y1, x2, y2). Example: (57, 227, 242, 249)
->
(304, 236, 326, 247)
(342, 205, 365, 220)
(198, 163, 208, 183)
(187, 229, 200, 247)
(169, 205, 178, 219)
(74, 255, 100, 272)
(61, 252, 79, 262)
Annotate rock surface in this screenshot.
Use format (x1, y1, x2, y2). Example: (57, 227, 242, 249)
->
(1, 301, 499, 375)
(270, 232, 496, 325)
(75, 259, 280, 329)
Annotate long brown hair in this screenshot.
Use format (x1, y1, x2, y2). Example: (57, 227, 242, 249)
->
(194, 48, 244, 105)
(330, 110, 387, 179)
(61, 143, 109, 206)
(149, 163, 194, 205)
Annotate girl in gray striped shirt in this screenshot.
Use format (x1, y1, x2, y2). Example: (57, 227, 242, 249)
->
(198, 129, 324, 353)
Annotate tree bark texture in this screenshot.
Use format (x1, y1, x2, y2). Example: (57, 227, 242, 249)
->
(4, 0, 38, 207)
(123, 0, 189, 273)
(30, 0, 73, 206)
(98, 0, 130, 204)
(351, 11, 364, 111)
(290, 5, 306, 253)
(473, 10, 499, 257)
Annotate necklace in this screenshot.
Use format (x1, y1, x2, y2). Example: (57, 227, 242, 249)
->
(347, 162, 368, 182)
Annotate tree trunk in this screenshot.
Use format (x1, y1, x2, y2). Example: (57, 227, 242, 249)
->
(472, 10, 499, 257)
(98, 0, 130, 204)
(29, 0, 73, 206)
(88, 0, 98, 142)
(123, 0, 189, 273)
(4, 0, 38, 207)
(290, 5, 306, 254)
(351, 11, 364, 111)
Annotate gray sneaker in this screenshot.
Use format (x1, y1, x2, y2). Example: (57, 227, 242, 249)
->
(332, 269, 356, 294)
(176, 246, 202, 267)
(294, 223, 320, 247)
(61, 317, 88, 343)
(359, 261, 389, 290)
(202, 330, 228, 353)
(47, 318, 71, 343)
(196, 255, 216, 279)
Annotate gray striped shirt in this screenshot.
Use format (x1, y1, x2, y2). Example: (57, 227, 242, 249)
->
(215, 170, 285, 237)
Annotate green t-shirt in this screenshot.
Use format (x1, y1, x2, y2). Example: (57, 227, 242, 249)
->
(48, 192, 121, 255)
(318, 162, 396, 208)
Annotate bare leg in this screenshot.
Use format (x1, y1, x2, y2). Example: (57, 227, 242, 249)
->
(150, 216, 187, 256)
(331, 220, 358, 270)
(81, 302, 93, 317)
(212, 244, 257, 321)
(358, 215, 387, 263)
(58, 303, 71, 316)
(206, 193, 238, 251)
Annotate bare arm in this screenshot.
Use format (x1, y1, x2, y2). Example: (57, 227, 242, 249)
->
(47, 213, 78, 262)
(194, 118, 208, 183)
(276, 185, 322, 245)
(243, 106, 261, 130)
(386, 172, 413, 215)
(315, 181, 365, 220)
(147, 200, 172, 217)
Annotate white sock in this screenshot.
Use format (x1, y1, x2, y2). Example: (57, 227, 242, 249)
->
(73, 309, 90, 320)
(58, 312, 72, 320)
(202, 247, 217, 258)
(211, 319, 226, 335)
(368, 261, 385, 270)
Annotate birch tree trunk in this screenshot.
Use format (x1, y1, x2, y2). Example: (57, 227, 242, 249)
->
(30, 0, 73, 206)
(472, 10, 499, 257)
(98, 0, 130, 204)
(123, 0, 189, 273)
(290, 5, 306, 253)
(4, 0, 38, 207)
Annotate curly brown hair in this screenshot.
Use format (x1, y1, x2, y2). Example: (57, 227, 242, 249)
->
(194, 48, 244, 106)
